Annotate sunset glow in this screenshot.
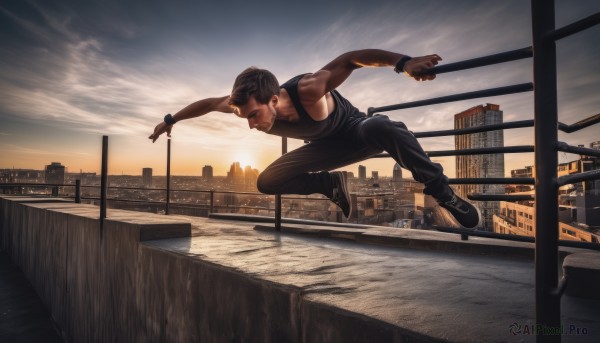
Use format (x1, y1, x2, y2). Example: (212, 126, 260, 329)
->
(0, 1, 598, 177)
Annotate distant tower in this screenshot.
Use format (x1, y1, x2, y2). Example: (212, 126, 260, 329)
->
(142, 168, 153, 188)
(202, 165, 213, 178)
(358, 165, 367, 180)
(371, 171, 379, 180)
(45, 162, 65, 185)
(454, 103, 504, 230)
(244, 165, 258, 187)
(393, 163, 403, 182)
(227, 162, 244, 179)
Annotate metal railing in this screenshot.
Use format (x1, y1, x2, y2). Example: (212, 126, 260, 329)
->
(272, 2, 599, 342)
(0, 182, 338, 219)
(280, 0, 600, 342)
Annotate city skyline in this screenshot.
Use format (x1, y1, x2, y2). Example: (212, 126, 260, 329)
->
(1, 0, 599, 177)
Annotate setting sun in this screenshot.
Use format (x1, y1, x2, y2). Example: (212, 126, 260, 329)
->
(232, 151, 255, 168)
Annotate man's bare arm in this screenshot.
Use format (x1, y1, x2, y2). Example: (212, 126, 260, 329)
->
(300, 49, 442, 103)
(149, 95, 232, 143)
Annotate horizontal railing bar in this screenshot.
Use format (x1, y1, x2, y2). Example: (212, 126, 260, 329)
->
(81, 196, 334, 213)
(547, 12, 600, 41)
(414, 120, 533, 138)
(368, 83, 533, 114)
(81, 197, 166, 205)
(281, 196, 329, 201)
(428, 146, 533, 157)
(557, 169, 600, 187)
(435, 226, 600, 250)
(558, 113, 600, 133)
(393, 113, 597, 139)
(436, 226, 534, 242)
(557, 142, 600, 158)
(372, 146, 533, 159)
(0, 183, 70, 188)
(79, 185, 263, 196)
(419, 47, 533, 76)
(449, 177, 535, 185)
(467, 194, 534, 201)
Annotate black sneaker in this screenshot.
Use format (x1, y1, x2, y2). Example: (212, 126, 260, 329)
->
(438, 193, 480, 228)
(330, 171, 352, 218)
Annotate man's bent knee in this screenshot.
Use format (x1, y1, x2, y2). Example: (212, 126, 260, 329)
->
(256, 173, 279, 194)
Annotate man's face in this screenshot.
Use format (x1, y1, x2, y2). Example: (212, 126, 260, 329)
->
(232, 95, 277, 133)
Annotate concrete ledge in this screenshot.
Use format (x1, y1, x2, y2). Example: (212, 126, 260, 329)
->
(3, 195, 600, 342)
(254, 224, 539, 259)
(563, 252, 600, 300)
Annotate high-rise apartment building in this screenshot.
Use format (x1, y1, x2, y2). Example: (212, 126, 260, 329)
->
(142, 168, 153, 188)
(45, 162, 65, 185)
(358, 165, 366, 180)
(202, 165, 213, 178)
(393, 163, 403, 182)
(454, 104, 505, 230)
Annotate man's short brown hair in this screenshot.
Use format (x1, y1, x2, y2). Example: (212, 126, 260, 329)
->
(229, 67, 280, 107)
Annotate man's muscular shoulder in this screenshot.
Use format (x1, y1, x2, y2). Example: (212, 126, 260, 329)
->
(297, 72, 334, 121)
(297, 71, 330, 105)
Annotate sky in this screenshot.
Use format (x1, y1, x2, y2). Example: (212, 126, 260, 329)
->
(0, 0, 599, 177)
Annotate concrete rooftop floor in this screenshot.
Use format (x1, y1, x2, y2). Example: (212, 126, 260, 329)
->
(141, 214, 600, 343)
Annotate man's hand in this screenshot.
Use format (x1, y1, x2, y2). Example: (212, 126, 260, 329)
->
(148, 121, 172, 143)
(403, 54, 442, 81)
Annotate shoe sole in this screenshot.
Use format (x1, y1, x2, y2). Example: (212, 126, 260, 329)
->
(336, 172, 352, 218)
(440, 202, 481, 229)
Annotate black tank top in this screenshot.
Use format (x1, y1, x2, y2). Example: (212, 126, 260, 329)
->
(268, 74, 365, 141)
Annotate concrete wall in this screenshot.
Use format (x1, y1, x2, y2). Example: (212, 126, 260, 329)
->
(0, 197, 192, 342)
(1, 196, 421, 343)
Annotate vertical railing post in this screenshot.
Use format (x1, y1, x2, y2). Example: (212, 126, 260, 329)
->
(531, 0, 560, 341)
(209, 190, 214, 214)
(275, 137, 288, 231)
(166, 138, 171, 215)
(100, 135, 108, 230)
(75, 179, 81, 203)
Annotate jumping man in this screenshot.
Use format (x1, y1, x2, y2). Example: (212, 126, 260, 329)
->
(149, 49, 480, 228)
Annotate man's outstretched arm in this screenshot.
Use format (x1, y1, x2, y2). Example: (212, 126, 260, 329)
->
(299, 49, 442, 103)
(149, 95, 233, 142)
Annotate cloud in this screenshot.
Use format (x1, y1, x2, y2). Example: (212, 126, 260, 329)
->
(1, 143, 60, 156)
(0, 0, 598, 175)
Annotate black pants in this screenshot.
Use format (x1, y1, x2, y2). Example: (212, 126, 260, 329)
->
(257, 115, 452, 200)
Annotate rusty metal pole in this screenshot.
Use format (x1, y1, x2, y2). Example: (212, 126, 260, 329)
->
(100, 136, 108, 231)
(166, 138, 171, 215)
(531, 0, 561, 341)
(275, 137, 287, 231)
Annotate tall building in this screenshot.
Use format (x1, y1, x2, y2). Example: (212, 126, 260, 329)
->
(393, 163, 403, 182)
(202, 165, 213, 178)
(493, 201, 600, 243)
(142, 168, 153, 188)
(244, 165, 258, 187)
(371, 171, 379, 180)
(508, 166, 534, 193)
(358, 165, 367, 180)
(454, 104, 505, 230)
(45, 162, 65, 185)
(227, 162, 244, 179)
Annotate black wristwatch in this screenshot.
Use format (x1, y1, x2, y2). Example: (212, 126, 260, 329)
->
(164, 113, 176, 125)
(394, 55, 412, 74)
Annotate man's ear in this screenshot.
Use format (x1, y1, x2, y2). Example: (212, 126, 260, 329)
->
(270, 95, 278, 106)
